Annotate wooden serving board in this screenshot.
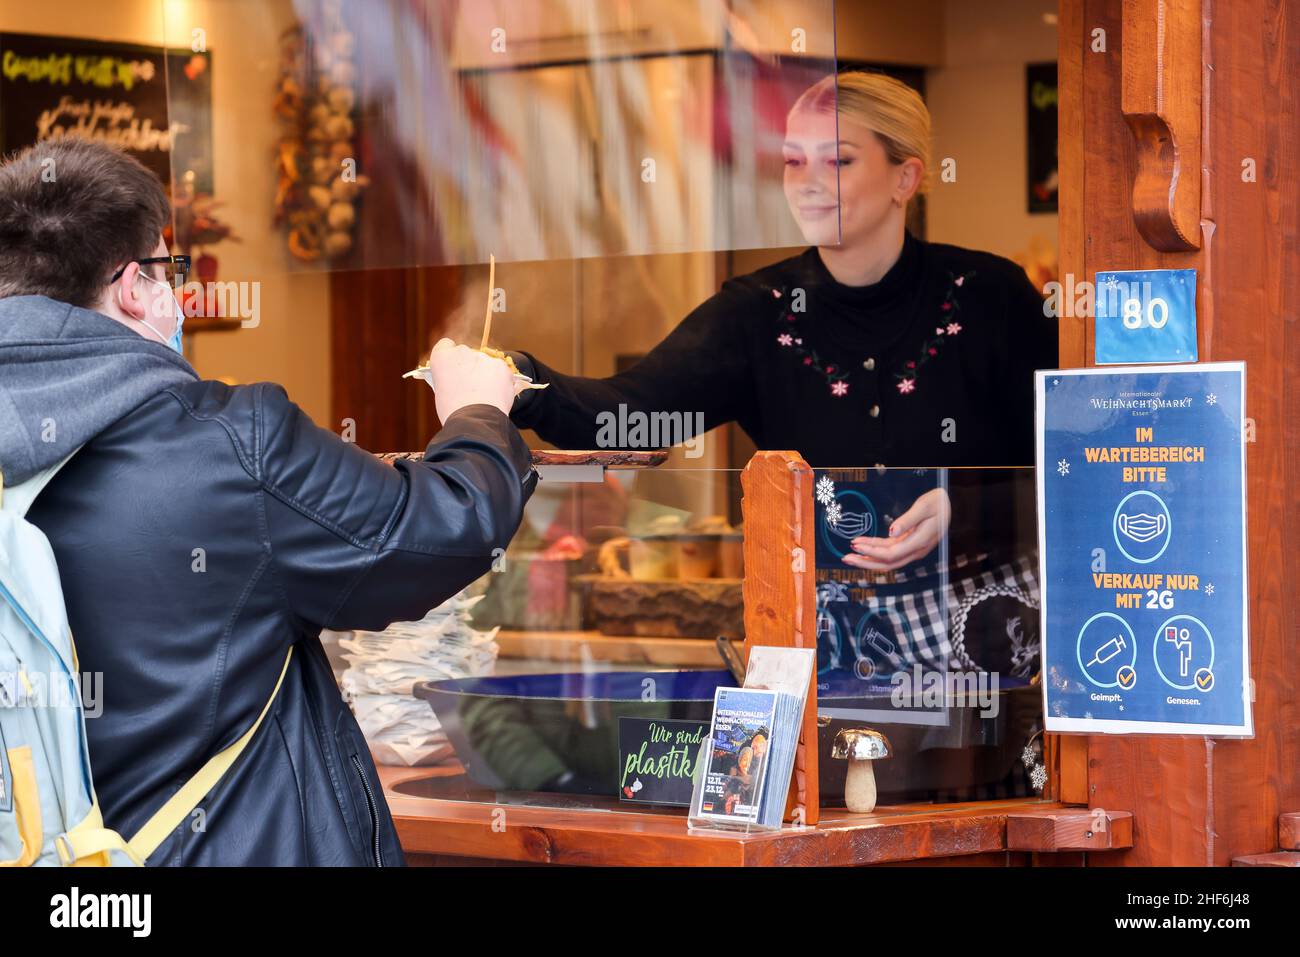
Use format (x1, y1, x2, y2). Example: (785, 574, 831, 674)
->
(376, 449, 669, 469)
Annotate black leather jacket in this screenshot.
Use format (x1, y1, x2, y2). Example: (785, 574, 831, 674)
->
(29, 381, 536, 865)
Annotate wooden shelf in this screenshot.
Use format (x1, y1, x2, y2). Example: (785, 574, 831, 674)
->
(496, 629, 727, 668)
(378, 762, 1063, 867)
(1280, 812, 1300, 850)
(1006, 809, 1133, 851)
(1232, 852, 1300, 867)
(183, 316, 244, 333)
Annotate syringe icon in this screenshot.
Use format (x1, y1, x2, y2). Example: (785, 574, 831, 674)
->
(1087, 634, 1127, 668)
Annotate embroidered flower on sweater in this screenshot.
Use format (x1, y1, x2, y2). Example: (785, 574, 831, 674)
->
(893, 270, 976, 395)
(767, 284, 852, 397)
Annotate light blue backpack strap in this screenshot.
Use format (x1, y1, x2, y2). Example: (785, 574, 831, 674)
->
(0, 446, 94, 817)
(0, 449, 81, 518)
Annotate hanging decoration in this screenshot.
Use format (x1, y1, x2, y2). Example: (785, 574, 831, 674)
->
(272, 1, 368, 263)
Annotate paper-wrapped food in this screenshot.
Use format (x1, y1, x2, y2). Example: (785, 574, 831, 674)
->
(403, 346, 549, 392)
(338, 592, 499, 766)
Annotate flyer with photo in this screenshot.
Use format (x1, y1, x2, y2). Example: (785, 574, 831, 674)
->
(692, 687, 778, 825)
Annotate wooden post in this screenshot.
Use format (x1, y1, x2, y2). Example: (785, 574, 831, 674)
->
(1058, 0, 1300, 864)
(741, 451, 819, 827)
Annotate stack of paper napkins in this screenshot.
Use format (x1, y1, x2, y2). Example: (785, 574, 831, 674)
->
(338, 592, 499, 766)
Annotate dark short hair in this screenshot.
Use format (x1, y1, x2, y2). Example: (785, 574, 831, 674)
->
(0, 138, 170, 308)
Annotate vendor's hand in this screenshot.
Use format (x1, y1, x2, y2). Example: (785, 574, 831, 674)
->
(842, 487, 951, 571)
(424, 338, 516, 420)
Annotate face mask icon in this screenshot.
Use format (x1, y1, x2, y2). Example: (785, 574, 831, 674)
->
(1118, 511, 1166, 544)
(832, 510, 873, 537)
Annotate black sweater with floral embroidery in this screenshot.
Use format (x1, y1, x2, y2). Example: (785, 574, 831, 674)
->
(511, 231, 1058, 470)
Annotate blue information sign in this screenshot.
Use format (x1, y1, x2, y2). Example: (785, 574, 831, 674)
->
(1095, 269, 1198, 365)
(1035, 363, 1251, 736)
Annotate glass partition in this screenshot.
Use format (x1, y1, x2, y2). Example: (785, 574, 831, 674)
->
(162, 0, 839, 271)
(330, 466, 743, 809)
(812, 466, 1043, 805)
(329, 464, 1049, 815)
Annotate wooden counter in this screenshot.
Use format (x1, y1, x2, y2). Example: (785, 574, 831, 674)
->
(378, 762, 1065, 867)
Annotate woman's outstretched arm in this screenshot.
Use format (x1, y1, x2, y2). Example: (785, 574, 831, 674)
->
(508, 280, 761, 451)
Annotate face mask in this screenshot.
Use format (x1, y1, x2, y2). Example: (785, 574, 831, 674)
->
(1118, 512, 1166, 544)
(137, 272, 185, 354)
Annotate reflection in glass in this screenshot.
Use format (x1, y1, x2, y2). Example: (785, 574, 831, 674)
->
(205, 0, 840, 269)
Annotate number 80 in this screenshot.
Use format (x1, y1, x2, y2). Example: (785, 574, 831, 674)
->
(1122, 296, 1169, 329)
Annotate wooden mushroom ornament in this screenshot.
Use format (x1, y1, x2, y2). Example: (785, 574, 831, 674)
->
(832, 728, 892, 813)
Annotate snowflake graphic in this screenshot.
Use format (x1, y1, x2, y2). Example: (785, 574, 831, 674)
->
(897, 378, 916, 394)
(1021, 745, 1035, 767)
(1205, 583, 1215, 596)
(777, 333, 793, 347)
(1057, 459, 1070, 476)
(946, 322, 962, 335)
(1206, 393, 1218, 406)
(1029, 764, 1048, 792)
(830, 380, 850, 397)
(825, 501, 843, 527)
(815, 475, 837, 506)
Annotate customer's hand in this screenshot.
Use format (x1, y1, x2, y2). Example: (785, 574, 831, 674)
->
(424, 338, 517, 420)
(842, 487, 951, 571)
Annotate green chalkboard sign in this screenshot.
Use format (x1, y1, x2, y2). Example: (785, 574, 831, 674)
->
(617, 717, 707, 806)
(0, 31, 213, 192)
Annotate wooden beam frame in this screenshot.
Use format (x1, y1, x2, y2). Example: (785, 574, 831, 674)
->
(1120, 0, 1204, 250)
(741, 451, 820, 827)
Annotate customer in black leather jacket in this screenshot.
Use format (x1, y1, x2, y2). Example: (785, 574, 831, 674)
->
(0, 140, 536, 864)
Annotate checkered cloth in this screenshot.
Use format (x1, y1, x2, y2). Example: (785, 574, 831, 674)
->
(817, 552, 1044, 801)
(817, 552, 1040, 675)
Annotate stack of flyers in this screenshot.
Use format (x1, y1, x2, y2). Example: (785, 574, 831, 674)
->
(690, 646, 815, 831)
(692, 688, 779, 826)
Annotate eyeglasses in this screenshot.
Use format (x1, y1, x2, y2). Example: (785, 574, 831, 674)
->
(110, 255, 191, 287)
